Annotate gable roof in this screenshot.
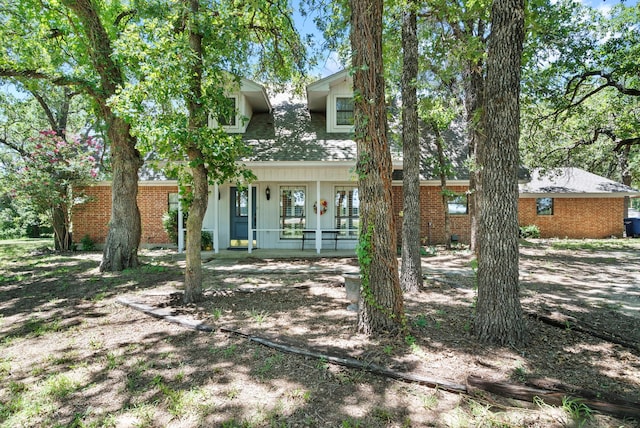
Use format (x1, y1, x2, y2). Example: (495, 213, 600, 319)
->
(239, 77, 271, 113)
(519, 167, 639, 197)
(306, 69, 351, 112)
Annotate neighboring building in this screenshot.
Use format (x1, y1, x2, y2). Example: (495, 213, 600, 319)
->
(71, 71, 639, 252)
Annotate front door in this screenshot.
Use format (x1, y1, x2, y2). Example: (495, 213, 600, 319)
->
(229, 187, 257, 247)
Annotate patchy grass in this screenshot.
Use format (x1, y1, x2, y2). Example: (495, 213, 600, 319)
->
(1, 239, 639, 427)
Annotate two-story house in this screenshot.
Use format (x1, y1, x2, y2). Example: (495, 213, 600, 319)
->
(71, 70, 639, 252)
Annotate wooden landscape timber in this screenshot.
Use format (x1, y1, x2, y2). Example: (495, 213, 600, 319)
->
(116, 296, 640, 421)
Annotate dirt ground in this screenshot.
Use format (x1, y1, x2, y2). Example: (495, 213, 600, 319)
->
(1, 239, 639, 427)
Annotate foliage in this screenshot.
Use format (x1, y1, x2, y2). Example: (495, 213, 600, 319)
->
(3, 131, 100, 248)
(162, 209, 180, 245)
(201, 230, 213, 250)
(521, 2, 640, 186)
(519, 224, 540, 239)
(80, 234, 96, 251)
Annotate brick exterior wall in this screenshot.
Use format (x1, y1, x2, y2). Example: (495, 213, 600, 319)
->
(72, 184, 179, 246)
(518, 197, 625, 239)
(73, 183, 626, 246)
(392, 185, 471, 245)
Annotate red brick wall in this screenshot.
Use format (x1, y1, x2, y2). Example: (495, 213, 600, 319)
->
(518, 197, 625, 239)
(392, 185, 471, 245)
(72, 184, 179, 246)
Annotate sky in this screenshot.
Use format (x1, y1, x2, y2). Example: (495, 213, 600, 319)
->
(291, 3, 343, 78)
(290, 0, 638, 78)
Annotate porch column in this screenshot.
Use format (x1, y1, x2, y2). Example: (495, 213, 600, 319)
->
(213, 183, 219, 253)
(178, 195, 184, 253)
(316, 180, 321, 254)
(248, 183, 253, 254)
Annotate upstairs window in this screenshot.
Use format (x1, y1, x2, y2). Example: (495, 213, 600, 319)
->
(336, 97, 354, 126)
(536, 197, 553, 215)
(217, 97, 237, 127)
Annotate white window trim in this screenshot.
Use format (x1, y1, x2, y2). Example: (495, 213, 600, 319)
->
(327, 92, 354, 133)
(209, 94, 252, 134)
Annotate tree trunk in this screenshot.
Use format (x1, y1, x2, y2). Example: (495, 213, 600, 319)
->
(433, 125, 452, 250)
(475, 0, 526, 346)
(184, 151, 207, 304)
(464, 53, 485, 255)
(350, 0, 405, 335)
(52, 203, 72, 251)
(400, 5, 422, 294)
(62, 0, 142, 272)
(183, 0, 208, 304)
(99, 113, 142, 271)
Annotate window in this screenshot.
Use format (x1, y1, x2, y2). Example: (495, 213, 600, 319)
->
(335, 187, 359, 237)
(168, 193, 179, 212)
(280, 186, 306, 238)
(218, 97, 237, 127)
(336, 97, 354, 126)
(448, 195, 468, 215)
(536, 197, 553, 215)
(235, 189, 248, 217)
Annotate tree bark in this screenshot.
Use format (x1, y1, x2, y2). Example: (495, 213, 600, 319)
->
(183, 0, 209, 304)
(62, 0, 142, 271)
(433, 125, 452, 250)
(52, 203, 72, 251)
(350, 0, 405, 335)
(400, 4, 422, 294)
(475, 0, 526, 346)
(463, 52, 486, 255)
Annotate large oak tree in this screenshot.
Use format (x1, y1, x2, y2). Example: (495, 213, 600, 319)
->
(350, 0, 405, 335)
(1, 0, 142, 271)
(475, 0, 526, 346)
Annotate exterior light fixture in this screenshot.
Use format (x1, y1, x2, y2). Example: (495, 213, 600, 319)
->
(265, 186, 271, 200)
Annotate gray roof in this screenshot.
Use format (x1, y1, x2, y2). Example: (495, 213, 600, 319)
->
(519, 167, 639, 195)
(242, 94, 356, 162)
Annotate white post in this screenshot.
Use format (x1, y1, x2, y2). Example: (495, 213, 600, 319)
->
(213, 182, 219, 253)
(316, 180, 321, 254)
(178, 195, 184, 253)
(248, 183, 253, 254)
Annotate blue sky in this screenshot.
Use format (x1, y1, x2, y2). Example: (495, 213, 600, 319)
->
(291, 0, 638, 78)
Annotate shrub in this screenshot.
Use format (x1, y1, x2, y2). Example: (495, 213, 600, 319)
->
(201, 230, 213, 250)
(519, 224, 540, 239)
(162, 209, 179, 245)
(80, 234, 96, 251)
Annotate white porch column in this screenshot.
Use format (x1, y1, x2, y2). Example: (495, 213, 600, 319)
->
(178, 196, 184, 253)
(315, 180, 321, 254)
(213, 183, 219, 253)
(248, 183, 253, 254)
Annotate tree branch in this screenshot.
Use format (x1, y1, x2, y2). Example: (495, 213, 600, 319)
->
(0, 68, 99, 98)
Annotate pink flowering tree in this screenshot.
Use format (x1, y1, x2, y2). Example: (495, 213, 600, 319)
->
(11, 130, 101, 250)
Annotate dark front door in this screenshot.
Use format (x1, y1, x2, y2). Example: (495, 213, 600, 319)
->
(229, 187, 256, 247)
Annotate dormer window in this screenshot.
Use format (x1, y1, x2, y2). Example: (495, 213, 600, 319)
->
(218, 96, 237, 127)
(336, 97, 354, 126)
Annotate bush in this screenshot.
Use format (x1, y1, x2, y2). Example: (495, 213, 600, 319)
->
(162, 209, 179, 245)
(519, 224, 540, 239)
(201, 230, 213, 250)
(80, 234, 96, 251)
